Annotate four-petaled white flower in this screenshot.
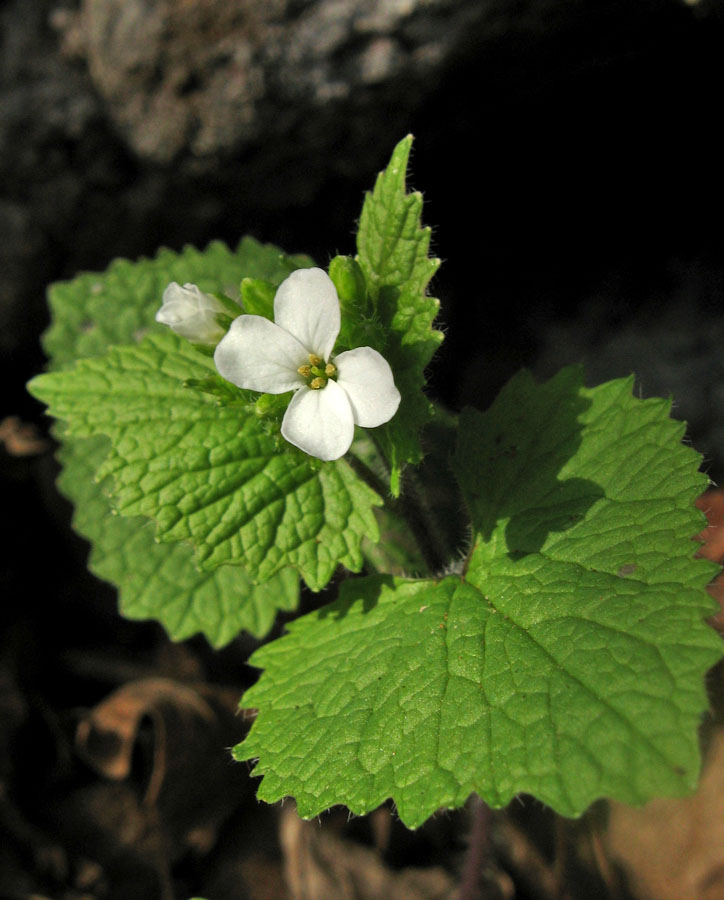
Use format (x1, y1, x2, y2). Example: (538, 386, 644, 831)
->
(214, 267, 401, 461)
(156, 282, 227, 344)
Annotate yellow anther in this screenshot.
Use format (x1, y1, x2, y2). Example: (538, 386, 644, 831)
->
(310, 376, 326, 390)
(309, 354, 322, 366)
(325, 363, 336, 376)
(298, 364, 311, 377)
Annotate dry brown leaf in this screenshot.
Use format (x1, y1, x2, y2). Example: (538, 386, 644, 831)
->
(280, 805, 456, 900)
(74, 676, 244, 866)
(696, 490, 724, 564)
(695, 489, 724, 633)
(605, 728, 724, 900)
(494, 818, 559, 899)
(0, 416, 48, 456)
(76, 677, 216, 795)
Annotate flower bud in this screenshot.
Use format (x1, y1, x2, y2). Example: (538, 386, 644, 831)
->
(156, 282, 227, 344)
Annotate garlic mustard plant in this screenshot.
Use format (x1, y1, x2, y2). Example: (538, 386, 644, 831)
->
(213, 267, 400, 460)
(28, 136, 723, 832)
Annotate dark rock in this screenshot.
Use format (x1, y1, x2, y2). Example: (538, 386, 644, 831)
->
(61, 0, 515, 169)
(0, 0, 102, 404)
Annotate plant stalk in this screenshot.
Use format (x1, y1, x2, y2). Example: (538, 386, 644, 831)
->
(459, 795, 491, 900)
(346, 450, 447, 574)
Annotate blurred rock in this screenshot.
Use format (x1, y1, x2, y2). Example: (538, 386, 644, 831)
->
(0, 0, 104, 398)
(60, 0, 507, 169)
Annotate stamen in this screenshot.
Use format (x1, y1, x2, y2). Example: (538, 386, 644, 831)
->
(310, 376, 326, 390)
(325, 363, 336, 376)
(298, 364, 311, 377)
(309, 354, 322, 366)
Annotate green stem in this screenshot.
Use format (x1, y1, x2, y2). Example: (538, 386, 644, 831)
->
(345, 452, 389, 499)
(397, 467, 448, 573)
(346, 449, 447, 575)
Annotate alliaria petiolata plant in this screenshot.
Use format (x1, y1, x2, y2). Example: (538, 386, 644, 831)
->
(28, 136, 722, 828)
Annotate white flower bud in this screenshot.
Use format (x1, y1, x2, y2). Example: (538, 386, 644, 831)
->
(156, 282, 227, 344)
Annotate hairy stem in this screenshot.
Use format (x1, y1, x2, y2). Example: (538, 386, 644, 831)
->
(397, 466, 448, 573)
(346, 451, 447, 574)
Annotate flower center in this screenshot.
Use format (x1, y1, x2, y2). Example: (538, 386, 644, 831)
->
(298, 354, 337, 389)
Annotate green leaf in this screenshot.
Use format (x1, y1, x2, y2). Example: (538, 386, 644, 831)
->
(35, 236, 315, 641)
(30, 331, 382, 591)
(328, 256, 384, 352)
(329, 256, 367, 317)
(235, 239, 315, 285)
(240, 277, 276, 320)
(234, 369, 721, 826)
(43, 236, 313, 370)
(355, 136, 444, 495)
(57, 432, 299, 645)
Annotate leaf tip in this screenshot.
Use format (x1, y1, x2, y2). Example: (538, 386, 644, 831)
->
(26, 374, 45, 401)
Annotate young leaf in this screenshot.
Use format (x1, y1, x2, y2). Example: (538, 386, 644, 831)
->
(58, 432, 298, 645)
(30, 332, 381, 591)
(234, 368, 722, 826)
(240, 278, 276, 320)
(43, 237, 314, 370)
(355, 136, 444, 495)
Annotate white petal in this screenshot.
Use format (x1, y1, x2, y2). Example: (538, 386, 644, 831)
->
(214, 315, 307, 393)
(334, 347, 401, 427)
(281, 380, 354, 461)
(273, 268, 340, 360)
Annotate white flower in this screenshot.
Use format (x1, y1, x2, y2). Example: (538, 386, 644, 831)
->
(156, 282, 227, 344)
(214, 267, 401, 461)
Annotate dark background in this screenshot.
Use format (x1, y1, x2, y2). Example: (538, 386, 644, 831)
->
(2, 1, 723, 897)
